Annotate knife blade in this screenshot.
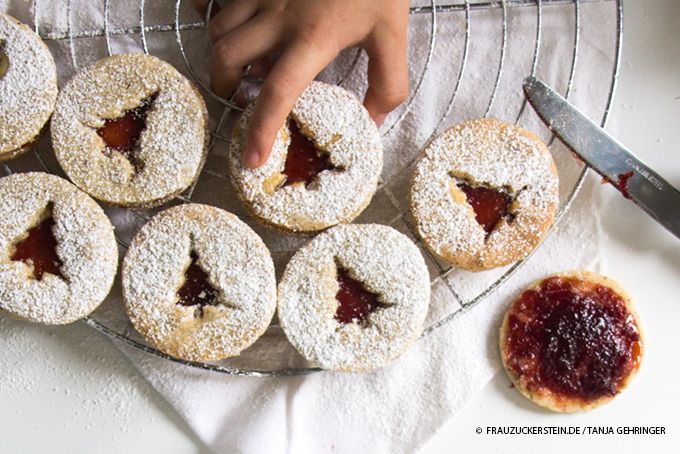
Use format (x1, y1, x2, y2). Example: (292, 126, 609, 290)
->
(523, 76, 680, 240)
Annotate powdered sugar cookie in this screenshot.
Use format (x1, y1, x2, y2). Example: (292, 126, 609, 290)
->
(122, 203, 277, 362)
(500, 271, 644, 412)
(51, 53, 208, 208)
(278, 224, 430, 372)
(0, 13, 58, 161)
(0, 172, 118, 324)
(228, 81, 383, 233)
(410, 118, 558, 271)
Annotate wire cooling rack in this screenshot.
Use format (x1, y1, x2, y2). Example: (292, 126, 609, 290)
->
(1, 0, 622, 377)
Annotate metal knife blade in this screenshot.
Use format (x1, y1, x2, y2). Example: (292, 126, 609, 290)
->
(523, 76, 680, 240)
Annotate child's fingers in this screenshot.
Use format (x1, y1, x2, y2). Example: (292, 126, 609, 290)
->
(207, 0, 259, 43)
(364, 31, 409, 126)
(242, 41, 334, 168)
(363, 27, 409, 126)
(210, 18, 281, 97)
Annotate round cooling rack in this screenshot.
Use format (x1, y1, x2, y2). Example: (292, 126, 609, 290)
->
(1, 0, 623, 377)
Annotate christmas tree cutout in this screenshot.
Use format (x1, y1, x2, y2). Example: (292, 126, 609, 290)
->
(11, 203, 65, 281)
(279, 119, 343, 189)
(450, 172, 522, 238)
(97, 93, 157, 173)
(176, 250, 219, 318)
(334, 265, 387, 325)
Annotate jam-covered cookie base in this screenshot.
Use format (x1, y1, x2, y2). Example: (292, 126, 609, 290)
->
(503, 274, 642, 405)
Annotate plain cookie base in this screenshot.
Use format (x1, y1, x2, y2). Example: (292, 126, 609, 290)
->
(499, 270, 644, 413)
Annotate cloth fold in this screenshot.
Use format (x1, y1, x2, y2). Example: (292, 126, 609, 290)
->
(0, 1, 618, 452)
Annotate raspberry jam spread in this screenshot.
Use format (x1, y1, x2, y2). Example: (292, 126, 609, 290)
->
(616, 171, 634, 199)
(97, 94, 156, 169)
(177, 251, 218, 317)
(504, 276, 642, 400)
(458, 183, 512, 234)
(11, 210, 64, 280)
(334, 267, 383, 324)
(281, 119, 338, 188)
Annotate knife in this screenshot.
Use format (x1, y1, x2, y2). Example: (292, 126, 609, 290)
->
(523, 76, 680, 240)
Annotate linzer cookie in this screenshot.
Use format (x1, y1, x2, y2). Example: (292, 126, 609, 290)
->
(51, 53, 208, 208)
(277, 224, 430, 372)
(0, 173, 117, 324)
(122, 204, 277, 362)
(500, 271, 644, 412)
(0, 13, 58, 161)
(228, 81, 383, 233)
(410, 118, 558, 271)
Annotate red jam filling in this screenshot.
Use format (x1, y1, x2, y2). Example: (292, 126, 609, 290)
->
(601, 171, 634, 199)
(97, 94, 156, 170)
(458, 183, 512, 234)
(11, 212, 64, 280)
(281, 120, 337, 188)
(616, 171, 634, 199)
(504, 276, 642, 400)
(176, 251, 218, 317)
(334, 268, 382, 324)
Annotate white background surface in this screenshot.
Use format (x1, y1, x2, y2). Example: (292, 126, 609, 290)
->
(0, 1, 678, 453)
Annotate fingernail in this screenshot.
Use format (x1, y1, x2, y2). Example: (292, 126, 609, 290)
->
(242, 146, 260, 169)
(373, 113, 387, 127)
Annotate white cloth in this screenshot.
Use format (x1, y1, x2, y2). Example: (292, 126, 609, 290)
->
(1, 1, 618, 452)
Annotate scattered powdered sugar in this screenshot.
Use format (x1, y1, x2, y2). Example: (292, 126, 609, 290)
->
(228, 81, 383, 232)
(51, 52, 208, 208)
(410, 118, 559, 270)
(122, 203, 277, 362)
(0, 12, 57, 156)
(0, 172, 118, 324)
(277, 224, 431, 372)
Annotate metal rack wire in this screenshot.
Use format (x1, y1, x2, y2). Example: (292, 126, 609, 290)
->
(2, 0, 622, 377)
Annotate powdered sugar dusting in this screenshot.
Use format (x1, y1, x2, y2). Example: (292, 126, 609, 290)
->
(0, 13, 57, 157)
(122, 204, 277, 362)
(0, 172, 118, 324)
(228, 81, 383, 232)
(410, 118, 559, 270)
(278, 224, 430, 372)
(51, 53, 208, 207)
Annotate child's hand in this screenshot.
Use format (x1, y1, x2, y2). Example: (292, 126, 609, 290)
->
(193, 0, 410, 168)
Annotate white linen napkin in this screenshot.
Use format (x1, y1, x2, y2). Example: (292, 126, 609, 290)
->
(1, 0, 619, 452)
